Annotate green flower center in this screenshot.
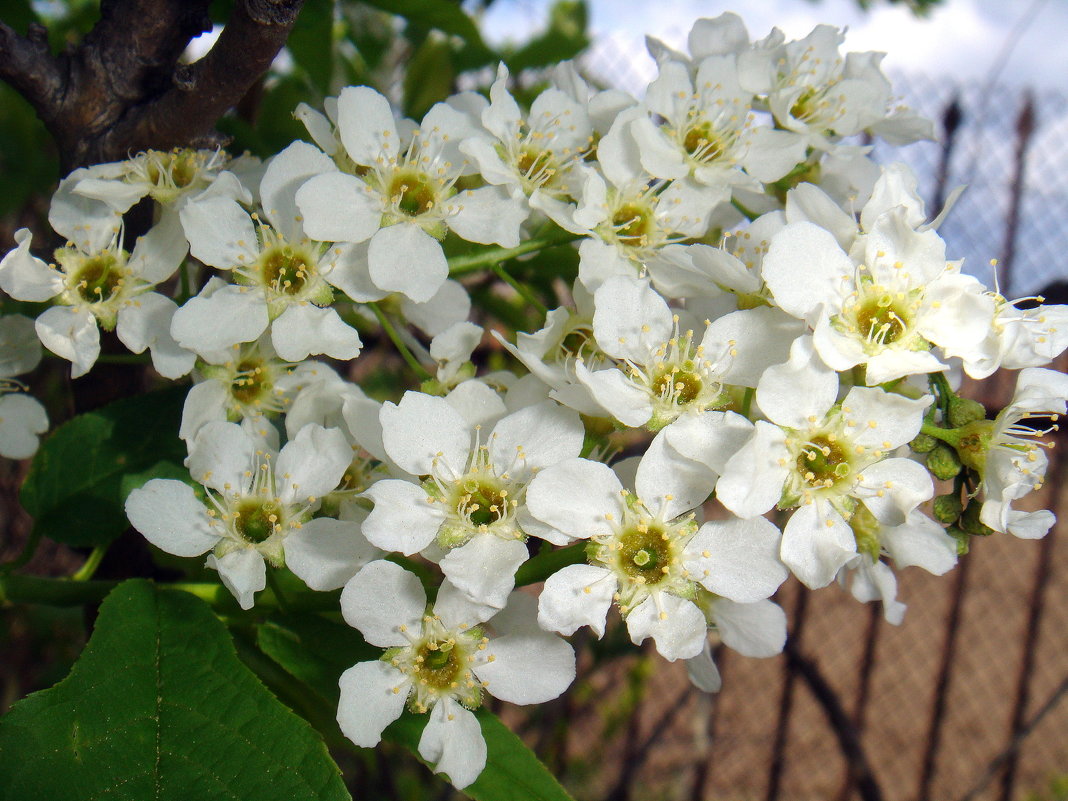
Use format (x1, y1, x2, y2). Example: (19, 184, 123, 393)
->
(856, 294, 908, 345)
(415, 639, 465, 690)
(612, 202, 654, 245)
(653, 366, 703, 406)
(390, 171, 437, 218)
(797, 435, 852, 488)
(259, 246, 311, 296)
(457, 479, 508, 527)
(234, 498, 283, 543)
(682, 122, 725, 163)
(230, 358, 272, 406)
(73, 253, 125, 304)
(516, 147, 556, 186)
(616, 523, 673, 584)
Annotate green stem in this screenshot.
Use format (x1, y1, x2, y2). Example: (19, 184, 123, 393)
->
(740, 386, 755, 419)
(928, 371, 954, 417)
(921, 421, 961, 447)
(730, 198, 759, 222)
(491, 262, 548, 317)
(71, 545, 107, 582)
(368, 302, 433, 381)
(447, 230, 581, 277)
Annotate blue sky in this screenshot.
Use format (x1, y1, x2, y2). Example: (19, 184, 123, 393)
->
(478, 0, 1066, 92)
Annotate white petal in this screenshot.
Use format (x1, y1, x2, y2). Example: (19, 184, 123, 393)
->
(124, 479, 218, 557)
(368, 223, 447, 304)
(419, 699, 486, 790)
(525, 458, 623, 540)
(337, 661, 409, 747)
(439, 535, 528, 609)
(488, 401, 583, 477)
(207, 548, 266, 610)
(780, 503, 857, 589)
(261, 141, 337, 240)
(715, 421, 790, 518)
(179, 196, 258, 269)
(337, 85, 399, 165)
(285, 516, 381, 591)
(756, 335, 837, 428)
(448, 186, 525, 247)
(171, 285, 269, 354)
(592, 276, 673, 362)
(272, 303, 362, 362)
(761, 222, 853, 323)
(340, 559, 426, 646)
(187, 421, 256, 494)
(685, 642, 722, 693)
(713, 598, 787, 657)
(361, 479, 443, 554)
(381, 391, 470, 476)
(0, 394, 48, 459)
(661, 410, 754, 476)
(0, 229, 63, 301)
(295, 172, 381, 243)
(880, 512, 957, 575)
(688, 516, 787, 602)
(476, 631, 576, 704)
(625, 594, 706, 661)
(35, 306, 100, 377)
(635, 427, 717, 520)
(538, 564, 615, 637)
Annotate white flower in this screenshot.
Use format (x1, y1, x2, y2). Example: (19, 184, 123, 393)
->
(337, 560, 575, 789)
(462, 63, 591, 205)
(361, 391, 584, 607)
(761, 215, 994, 385)
(295, 86, 526, 303)
(0, 224, 189, 378)
(173, 142, 364, 361)
(713, 337, 932, 588)
(125, 421, 355, 608)
(527, 434, 786, 661)
(970, 368, 1068, 539)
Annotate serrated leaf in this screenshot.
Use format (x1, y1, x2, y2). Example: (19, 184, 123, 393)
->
(258, 612, 575, 801)
(20, 385, 189, 547)
(0, 579, 351, 801)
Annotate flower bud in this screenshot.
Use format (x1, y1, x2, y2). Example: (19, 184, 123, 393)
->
(948, 396, 987, 428)
(947, 526, 970, 556)
(960, 502, 995, 537)
(926, 443, 962, 480)
(909, 432, 938, 453)
(932, 493, 963, 524)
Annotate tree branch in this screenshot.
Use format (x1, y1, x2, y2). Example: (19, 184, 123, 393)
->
(0, 21, 63, 119)
(104, 0, 305, 156)
(0, 0, 304, 171)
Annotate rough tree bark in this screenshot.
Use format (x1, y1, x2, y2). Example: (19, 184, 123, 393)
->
(0, 0, 305, 173)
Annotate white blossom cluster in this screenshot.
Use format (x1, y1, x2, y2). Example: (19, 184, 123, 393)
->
(2, 12, 1067, 790)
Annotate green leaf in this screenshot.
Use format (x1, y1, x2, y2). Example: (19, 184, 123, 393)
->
(287, 0, 335, 95)
(505, 1, 589, 73)
(20, 385, 189, 547)
(0, 579, 350, 801)
(360, 0, 489, 50)
(256, 612, 379, 703)
(403, 35, 456, 119)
